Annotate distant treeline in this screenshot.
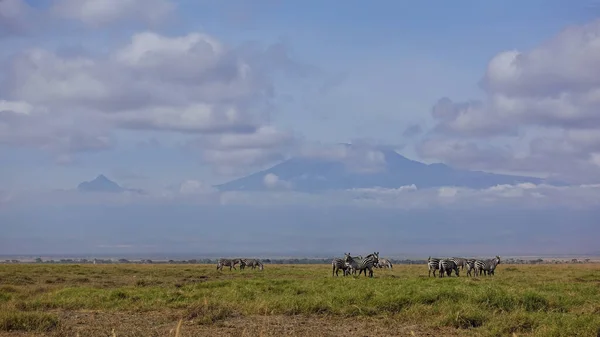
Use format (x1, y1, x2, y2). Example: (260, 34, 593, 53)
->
(2, 257, 595, 264)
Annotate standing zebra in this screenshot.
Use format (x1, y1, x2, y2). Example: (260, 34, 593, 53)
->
(216, 258, 241, 271)
(332, 257, 351, 276)
(439, 259, 460, 278)
(332, 255, 362, 276)
(240, 258, 264, 271)
(428, 257, 441, 277)
(475, 256, 501, 276)
(344, 252, 379, 278)
(450, 257, 467, 270)
(465, 259, 477, 277)
(377, 258, 393, 269)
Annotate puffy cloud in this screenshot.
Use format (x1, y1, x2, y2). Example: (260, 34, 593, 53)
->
(186, 126, 296, 175)
(50, 0, 175, 27)
(418, 138, 511, 169)
(421, 19, 600, 183)
(0, 30, 302, 166)
(263, 173, 292, 190)
(0, 99, 114, 153)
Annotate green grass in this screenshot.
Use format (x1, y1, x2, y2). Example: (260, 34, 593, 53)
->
(0, 263, 599, 336)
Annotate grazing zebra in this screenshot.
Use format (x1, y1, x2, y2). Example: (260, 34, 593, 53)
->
(240, 258, 264, 271)
(216, 258, 241, 271)
(428, 257, 441, 277)
(450, 257, 467, 270)
(465, 259, 477, 277)
(475, 256, 501, 276)
(438, 259, 460, 278)
(377, 258, 393, 269)
(344, 252, 379, 278)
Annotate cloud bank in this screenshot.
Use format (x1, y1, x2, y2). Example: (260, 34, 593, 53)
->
(419, 19, 600, 183)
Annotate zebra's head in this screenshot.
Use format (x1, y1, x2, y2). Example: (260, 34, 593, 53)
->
(344, 253, 354, 263)
(495, 256, 501, 265)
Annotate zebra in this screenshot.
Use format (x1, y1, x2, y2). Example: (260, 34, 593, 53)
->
(428, 257, 441, 277)
(344, 252, 379, 278)
(465, 259, 477, 277)
(377, 258, 393, 269)
(332, 257, 351, 276)
(439, 259, 460, 278)
(332, 255, 362, 276)
(345, 255, 363, 276)
(216, 258, 241, 271)
(240, 259, 264, 271)
(450, 257, 467, 270)
(475, 256, 501, 276)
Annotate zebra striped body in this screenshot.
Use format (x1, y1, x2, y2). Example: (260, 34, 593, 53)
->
(428, 257, 441, 277)
(216, 258, 241, 271)
(450, 257, 467, 270)
(240, 258, 264, 271)
(465, 259, 477, 277)
(439, 259, 460, 278)
(332, 258, 351, 276)
(345, 252, 379, 278)
(377, 258, 393, 269)
(344, 255, 363, 276)
(475, 256, 501, 276)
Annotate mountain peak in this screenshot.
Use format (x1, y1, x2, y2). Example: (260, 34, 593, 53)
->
(78, 174, 125, 193)
(95, 174, 110, 181)
(215, 146, 547, 192)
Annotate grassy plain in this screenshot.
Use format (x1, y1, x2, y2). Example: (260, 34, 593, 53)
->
(0, 263, 599, 336)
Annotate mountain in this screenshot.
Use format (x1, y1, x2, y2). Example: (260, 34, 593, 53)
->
(77, 175, 126, 193)
(216, 146, 551, 192)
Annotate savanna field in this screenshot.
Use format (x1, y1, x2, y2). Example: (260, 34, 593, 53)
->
(0, 263, 599, 336)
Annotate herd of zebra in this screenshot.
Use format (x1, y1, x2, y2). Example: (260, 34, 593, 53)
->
(331, 253, 501, 278)
(331, 252, 393, 278)
(216, 258, 264, 271)
(427, 256, 502, 278)
(216, 254, 501, 279)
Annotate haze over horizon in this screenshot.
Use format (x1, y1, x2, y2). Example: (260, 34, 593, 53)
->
(2, 0, 600, 256)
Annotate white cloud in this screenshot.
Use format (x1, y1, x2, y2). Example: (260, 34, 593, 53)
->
(6, 183, 600, 211)
(51, 0, 175, 27)
(421, 19, 600, 183)
(438, 187, 458, 198)
(178, 180, 217, 195)
(347, 185, 417, 194)
(0, 29, 300, 168)
(0, 99, 32, 114)
(263, 173, 292, 189)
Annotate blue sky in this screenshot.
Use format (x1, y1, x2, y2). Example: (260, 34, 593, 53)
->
(2, 0, 600, 256)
